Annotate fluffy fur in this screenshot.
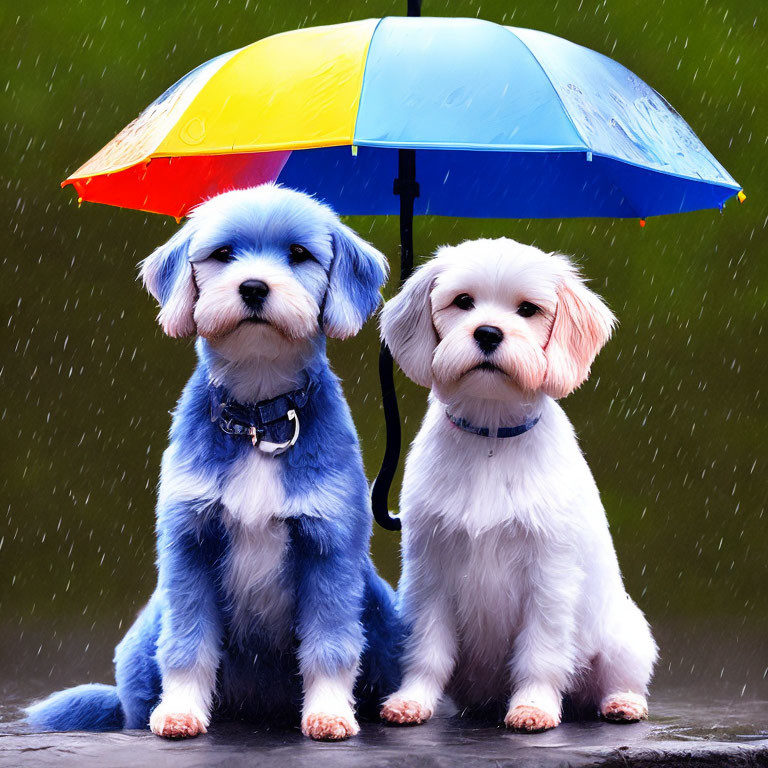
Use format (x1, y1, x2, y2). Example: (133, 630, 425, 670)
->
(26, 184, 401, 741)
(379, 238, 657, 732)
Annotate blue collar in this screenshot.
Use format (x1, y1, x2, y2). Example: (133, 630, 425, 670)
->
(445, 410, 540, 439)
(209, 378, 311, 454)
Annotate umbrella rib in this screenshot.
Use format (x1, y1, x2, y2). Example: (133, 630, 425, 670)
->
(503, 25, 586, 152)
(348, 17, 386, 150)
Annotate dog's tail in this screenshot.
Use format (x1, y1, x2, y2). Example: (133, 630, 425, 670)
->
(25, 683, 124, 731)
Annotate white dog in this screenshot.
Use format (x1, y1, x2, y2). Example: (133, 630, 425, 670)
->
(378, 238, 657, 732)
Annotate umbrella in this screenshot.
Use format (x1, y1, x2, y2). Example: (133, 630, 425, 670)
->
(62, 5, 742, 531)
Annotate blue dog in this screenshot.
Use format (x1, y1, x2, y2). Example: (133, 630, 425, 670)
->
(26, 185, 401, 741)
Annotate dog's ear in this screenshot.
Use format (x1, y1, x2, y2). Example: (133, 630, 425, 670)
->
(380, 258, 443, 388)
(139, 221, 197, 338)
(321, 221, 389, 340)
(542, 263, 616, 399)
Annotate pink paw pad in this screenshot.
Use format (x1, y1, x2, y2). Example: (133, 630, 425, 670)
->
(302, 714, 355, 741)
(380, 698, 431, 725)
(156, 713, 207, 739)
(601, 693, 648, 723)
(505, 705, 559, 733)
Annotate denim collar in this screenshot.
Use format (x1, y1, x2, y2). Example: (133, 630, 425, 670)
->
(209, 377, 311, 454)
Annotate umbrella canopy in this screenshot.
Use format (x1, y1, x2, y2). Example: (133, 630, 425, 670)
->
(63, 16, 740, 220)
(62, 15, 741, 531)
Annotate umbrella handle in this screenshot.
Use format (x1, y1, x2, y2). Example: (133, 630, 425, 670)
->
(370, 148, 419, 531)
(371, 343, 403, 531)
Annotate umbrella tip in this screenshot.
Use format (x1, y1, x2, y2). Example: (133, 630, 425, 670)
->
(737, 190, 746, 204)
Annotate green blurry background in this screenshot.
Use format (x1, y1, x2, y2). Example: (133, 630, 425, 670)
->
(1, 0, 765, 704)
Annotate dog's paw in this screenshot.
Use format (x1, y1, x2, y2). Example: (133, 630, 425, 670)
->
(505, 705, 560, 733)
(149, 710, 207, 739)
(601, 692, 648, 723)
(380, 698, 432, 726)
(302, 713, 359, 741)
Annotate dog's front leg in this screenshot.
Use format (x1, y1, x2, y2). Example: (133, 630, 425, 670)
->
(381, 527, 457, 726)
(505, 541, 581, 733)
(149, 498, 222, 739)
(380, 591, 456, 726)
(294, 519, 365, 741)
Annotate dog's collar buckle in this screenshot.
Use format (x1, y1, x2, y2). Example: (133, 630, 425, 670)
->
(251, 409, 300, 455)
(210, 381, 308, 456)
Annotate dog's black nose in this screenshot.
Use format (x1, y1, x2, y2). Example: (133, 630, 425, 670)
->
(239, 280, 270, 309)
(473, 325, 503, 353)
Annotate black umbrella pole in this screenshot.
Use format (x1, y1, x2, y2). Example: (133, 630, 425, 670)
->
(371, 149, 419, 532)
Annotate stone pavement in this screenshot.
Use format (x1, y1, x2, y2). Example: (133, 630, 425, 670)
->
(1, 695, 766, 767)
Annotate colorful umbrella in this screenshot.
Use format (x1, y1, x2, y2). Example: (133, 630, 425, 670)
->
(62, 9, 741, 530)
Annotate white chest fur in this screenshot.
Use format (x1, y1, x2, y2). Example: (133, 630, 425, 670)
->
(447, 524, 532, 703)
(402, 398, 591, 538)
(219, 450, 293, 642)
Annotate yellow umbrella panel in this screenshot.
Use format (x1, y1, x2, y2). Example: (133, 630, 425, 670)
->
(62, 20, 378, 218)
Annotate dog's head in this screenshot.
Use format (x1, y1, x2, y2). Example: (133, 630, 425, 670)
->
(140, 184, 388, 361)
(380, 238, 615, 401)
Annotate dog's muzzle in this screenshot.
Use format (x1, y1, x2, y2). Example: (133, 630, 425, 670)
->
(209, 381, 309, 455)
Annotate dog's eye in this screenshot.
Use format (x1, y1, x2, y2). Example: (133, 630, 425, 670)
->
(209, 246, 234, 263)
(289, 244, 313, 264)
(517, 301, 540, 318)
(452, 293, 475, 311)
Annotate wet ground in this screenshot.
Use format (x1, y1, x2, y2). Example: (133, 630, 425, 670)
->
(1, 623, 767, 766)
(2, 694, 766, 768)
